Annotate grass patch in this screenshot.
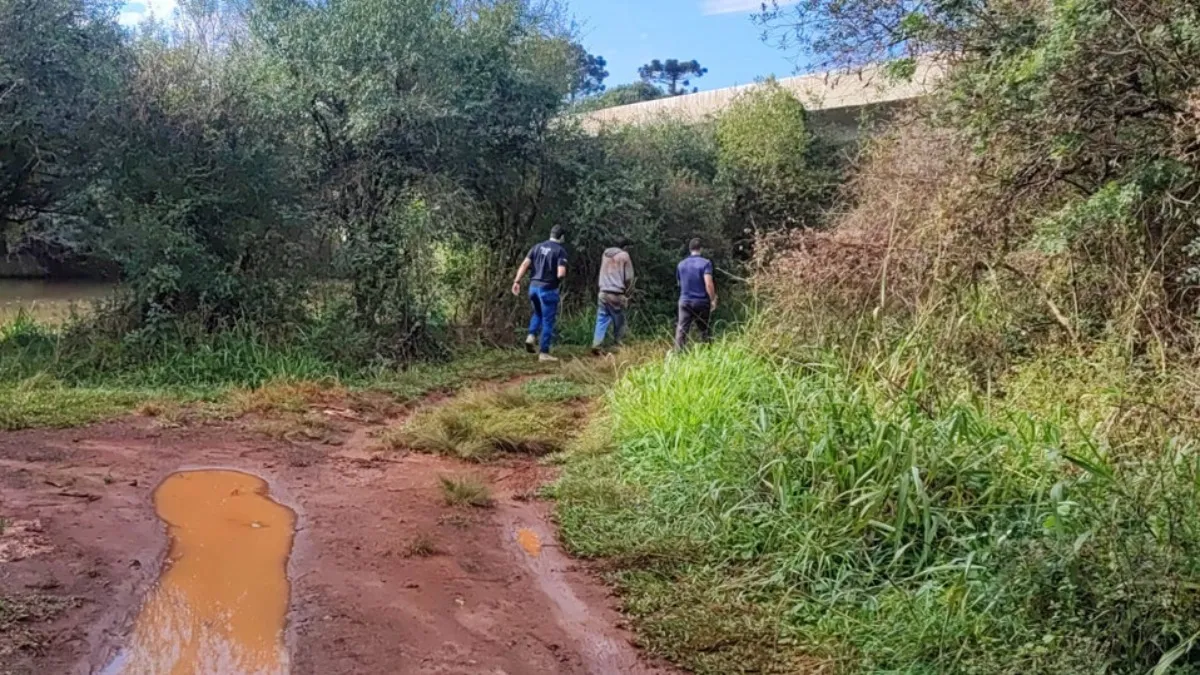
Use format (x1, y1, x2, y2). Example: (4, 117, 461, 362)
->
(520, 376, 592, 403)
(0, 310, 607, 431)
(0, 382, 151, 431)
(399, 385, 585, 461)
(555, 339, 1200, 674)
(438, 475, 493, 508)
(225, 379, 347, 416)
(134, 398, 189, 427)
(0, 309, 662, 432)
(369, 347, 585, 403)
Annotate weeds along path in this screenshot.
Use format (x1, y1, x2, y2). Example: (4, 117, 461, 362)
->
(0, 365, 671, 675)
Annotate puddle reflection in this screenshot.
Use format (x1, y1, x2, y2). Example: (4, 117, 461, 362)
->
(105, 470, 294, 675)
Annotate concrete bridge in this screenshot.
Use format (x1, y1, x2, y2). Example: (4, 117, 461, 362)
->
(577, 60, 944, 141)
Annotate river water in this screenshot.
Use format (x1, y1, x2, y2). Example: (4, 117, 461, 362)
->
(0, 280, 118, 323)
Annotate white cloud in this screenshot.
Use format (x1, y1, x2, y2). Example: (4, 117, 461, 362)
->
(701, 0, 795, 15)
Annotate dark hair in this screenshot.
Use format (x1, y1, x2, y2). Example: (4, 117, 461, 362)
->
(550, 225, 566, 241)
(688, 237, 702, 252)
(615, 236, 631, 249)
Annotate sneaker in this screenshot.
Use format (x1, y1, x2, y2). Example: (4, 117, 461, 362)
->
(538, 353, 559, 363)
(524, 335, 537, 354)
(590, 347, 603, 357)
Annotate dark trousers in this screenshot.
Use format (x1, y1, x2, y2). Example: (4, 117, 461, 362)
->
(674, 300, 712, 351)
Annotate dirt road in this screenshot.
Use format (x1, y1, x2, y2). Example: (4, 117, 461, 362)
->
(0, 394, 671, 674)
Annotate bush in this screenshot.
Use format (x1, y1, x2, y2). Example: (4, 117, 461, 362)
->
(716, 80, 836, 234)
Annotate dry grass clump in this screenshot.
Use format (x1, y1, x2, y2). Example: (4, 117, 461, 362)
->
(402, 531, 442, 557)
(397, 385, 584, 461)
(372, 426, 408, 452)
(249, 411, 336, 443)
(227, 379, 348, 416)
(756, 121, 977, 322)
(438, 475, 493, 508)
(135, 398, 187, 427)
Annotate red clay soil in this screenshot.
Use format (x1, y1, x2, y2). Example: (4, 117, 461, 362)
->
(0, 407, 675, 674)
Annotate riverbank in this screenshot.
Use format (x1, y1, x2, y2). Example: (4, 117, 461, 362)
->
(0, 280, 118, 324)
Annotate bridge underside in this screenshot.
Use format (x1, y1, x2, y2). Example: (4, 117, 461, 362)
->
(576, 61, 942, 142)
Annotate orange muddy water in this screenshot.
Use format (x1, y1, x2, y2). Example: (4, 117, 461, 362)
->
(516, 527, 543, 558)
(104, 470, 295, 675)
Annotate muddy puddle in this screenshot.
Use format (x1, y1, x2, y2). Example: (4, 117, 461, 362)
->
(104, 470, 295, 675)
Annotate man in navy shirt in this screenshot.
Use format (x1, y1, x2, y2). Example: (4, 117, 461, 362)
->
(674, 238, 717, 351)
(512, 225, 568, 361)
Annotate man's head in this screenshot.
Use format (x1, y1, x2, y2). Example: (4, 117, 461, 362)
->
(688, 238, 703, 254)
(550, 225, 566, 242)
(615, 236, 631, 250)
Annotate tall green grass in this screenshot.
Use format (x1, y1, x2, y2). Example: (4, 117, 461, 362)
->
(0, 311, 574, 429)
(0, 311, 346, 391)
(555, 339, 1200, 673)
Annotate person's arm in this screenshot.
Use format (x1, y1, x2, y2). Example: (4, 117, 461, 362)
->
(623, 254, 635, 294)
(557, 252, 567, 280)
(511, 258, 532, 296)
(704, 262, 717, 309)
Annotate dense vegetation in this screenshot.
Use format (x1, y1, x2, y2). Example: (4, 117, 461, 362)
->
(0, 0, 828, 374)
(556, 0, 1200, 673)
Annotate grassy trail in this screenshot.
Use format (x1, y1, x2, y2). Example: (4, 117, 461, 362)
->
(8, 329, 1198, 674)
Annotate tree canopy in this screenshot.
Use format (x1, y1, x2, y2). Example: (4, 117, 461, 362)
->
(638, 58, 707, 96)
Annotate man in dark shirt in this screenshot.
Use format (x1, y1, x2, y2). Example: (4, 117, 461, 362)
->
(511, 225, 568, 361)
(674, 238, 717, 351)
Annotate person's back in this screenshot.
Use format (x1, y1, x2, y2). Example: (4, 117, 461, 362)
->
(676, 254, 712, 304)
(528, 239, 568, 290)
(598, 247, 634, 295)
(674, 238, 716, 351)
(592, 240, 635, 354)
(512, 225, 569, 361)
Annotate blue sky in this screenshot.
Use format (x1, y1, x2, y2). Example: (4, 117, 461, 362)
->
(118, 0, 802, 91)
(569, 0, 801, 90)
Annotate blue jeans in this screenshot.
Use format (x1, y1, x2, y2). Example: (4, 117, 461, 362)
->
(527, 285, 560, 354)
(592, 294, 627, 348)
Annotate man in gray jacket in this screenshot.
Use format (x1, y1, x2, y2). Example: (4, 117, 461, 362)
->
(591, 237, 635, 355)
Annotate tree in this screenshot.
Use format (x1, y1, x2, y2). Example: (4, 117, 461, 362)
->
(716, 80, 833, 236)
(253, 0, 577, 352)
(569, 44, 608, 100)
(84, 29, 315, 327)
(0, 0, 129, 245)
(638, 58, 707, 96)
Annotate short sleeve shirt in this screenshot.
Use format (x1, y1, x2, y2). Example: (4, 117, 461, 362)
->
(677, 255, 713, 303)
(528, 240, 568, 290)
